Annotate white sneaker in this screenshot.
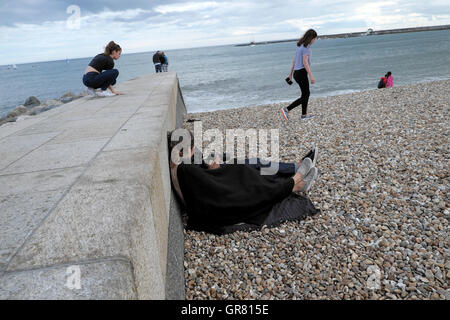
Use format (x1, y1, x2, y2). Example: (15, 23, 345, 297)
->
(97, 90, 115, 97)
(300, 167, 318, 192)
(87, 88, 97, 96)
(297, 157, 312, 178)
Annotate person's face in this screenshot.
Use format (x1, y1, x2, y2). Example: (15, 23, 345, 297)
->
(111, 50, 122, 60)
(310, 37, 317, 45)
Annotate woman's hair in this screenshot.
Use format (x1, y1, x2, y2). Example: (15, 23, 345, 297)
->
(104, 41, 122, 55)
(297, 29, 318, 47)
(387, 71, 392, 77)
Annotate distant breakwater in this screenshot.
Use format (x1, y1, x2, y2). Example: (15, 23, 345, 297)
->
(235, 24, 450, 47)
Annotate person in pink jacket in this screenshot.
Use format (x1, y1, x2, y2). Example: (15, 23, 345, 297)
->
(385, 71, 394, 88)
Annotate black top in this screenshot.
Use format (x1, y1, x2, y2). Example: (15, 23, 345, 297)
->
(152, 52, 164, 64)
(88, 54, 114, 72)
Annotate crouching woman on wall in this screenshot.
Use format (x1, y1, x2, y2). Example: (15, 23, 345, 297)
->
(83, 41, 124, 97)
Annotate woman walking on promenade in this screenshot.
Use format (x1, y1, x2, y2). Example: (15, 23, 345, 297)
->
(281, 29, 317, 121)
(83, 41, 123, 97)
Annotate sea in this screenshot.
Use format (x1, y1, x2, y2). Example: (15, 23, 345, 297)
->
(1, 29, 449, 118)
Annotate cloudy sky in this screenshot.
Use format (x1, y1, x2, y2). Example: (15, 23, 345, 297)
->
(0, 0, 449, 65)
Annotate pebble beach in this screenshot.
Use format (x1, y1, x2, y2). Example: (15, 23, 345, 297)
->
(182, 79, 449, 300)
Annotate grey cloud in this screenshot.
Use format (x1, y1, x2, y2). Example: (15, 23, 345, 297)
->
(0, 0, 174, 26)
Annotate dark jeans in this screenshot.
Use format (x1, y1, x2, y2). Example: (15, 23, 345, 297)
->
(287, 68, 310, 115)
(193, 152, 297, 176)
(155, 64, 162, 73)
(83, 69, 119, 91)
(243, 158, 297, 177)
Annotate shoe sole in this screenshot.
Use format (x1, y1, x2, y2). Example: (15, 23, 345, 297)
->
(305, 168, 318, 192)
(312, 145, 318, 167)
(280, 108, 289, 121)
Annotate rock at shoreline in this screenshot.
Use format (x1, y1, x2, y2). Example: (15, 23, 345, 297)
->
(26, 104, 58, 116)
(7, 105, 28, 119)
(0, 116, 17, 126)
(60, 91, 76, 103)
(42, 99, 62, 107)
(26, 106, 43, 116)
(1, 91, 88, 128)
(41, 105, 58, 112)
(24, 96, 40, 108)
(1, 105, 28, 126)
(1, 90, 88, 127)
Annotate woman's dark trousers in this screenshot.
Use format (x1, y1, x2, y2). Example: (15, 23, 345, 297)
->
(83, 69, 119, 91)
(286, 68, 310, 115)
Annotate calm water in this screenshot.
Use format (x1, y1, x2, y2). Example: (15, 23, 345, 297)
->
(1, 29, 449, 118)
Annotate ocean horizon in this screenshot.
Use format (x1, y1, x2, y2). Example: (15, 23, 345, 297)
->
(1, 29, 449, 118)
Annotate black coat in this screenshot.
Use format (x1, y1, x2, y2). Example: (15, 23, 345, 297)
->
(152, 52, 162, 64)
(176, 163, 319, 234)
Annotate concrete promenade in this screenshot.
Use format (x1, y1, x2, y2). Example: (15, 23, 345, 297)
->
(0, 72, 186, 299)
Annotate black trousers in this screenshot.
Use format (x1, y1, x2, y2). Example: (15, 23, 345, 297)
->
(287, 68, 310, 115)
(83, 69, 119, 90)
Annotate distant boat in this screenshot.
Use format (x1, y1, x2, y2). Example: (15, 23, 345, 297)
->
(12, 64, 17, 69)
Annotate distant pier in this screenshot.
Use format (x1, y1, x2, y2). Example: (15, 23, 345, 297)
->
(235, 24, 450, 47)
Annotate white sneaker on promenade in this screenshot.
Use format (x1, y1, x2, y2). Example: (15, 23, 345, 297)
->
(87, 87, 98, 96)
(300, 167, 318, 192)
(97, 90, 115, 97)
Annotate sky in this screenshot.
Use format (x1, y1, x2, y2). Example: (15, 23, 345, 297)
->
(0, 0, 449, 65)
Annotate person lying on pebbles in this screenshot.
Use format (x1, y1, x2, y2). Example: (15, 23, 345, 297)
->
(168, 130, 319, 234)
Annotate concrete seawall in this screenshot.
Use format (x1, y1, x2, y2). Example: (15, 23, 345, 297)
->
(0, 72, 186, 299)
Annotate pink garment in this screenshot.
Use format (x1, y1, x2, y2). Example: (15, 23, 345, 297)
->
(386, 75, 394, 88)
